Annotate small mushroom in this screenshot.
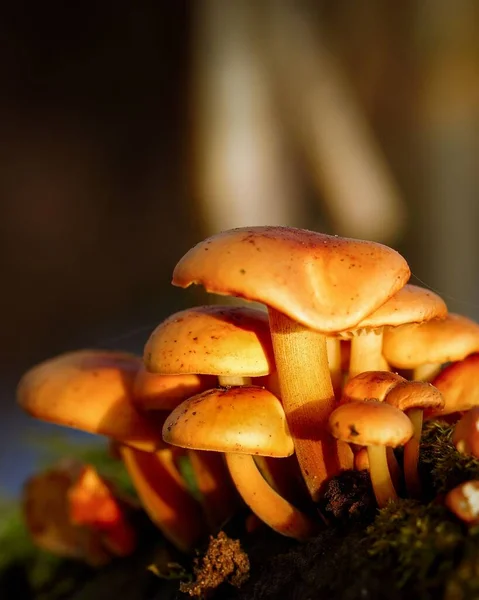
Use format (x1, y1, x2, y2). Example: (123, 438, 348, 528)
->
(16, 350, 162, 451)
(144, 304, 275, 387)
(163, 386, 317, 540)
(341, 370, 406, 488)
(17, 349, 204, 553)
(452, 407, 479, 458)
(383, 313, 479, 381)
(340, 284, 447, 379)
(429, 353, 479, 418)
(445, 480, 479, 525)
(329, 400, 413, 508)
(385, 381, 444, 497)
(172, 226, 410, 500)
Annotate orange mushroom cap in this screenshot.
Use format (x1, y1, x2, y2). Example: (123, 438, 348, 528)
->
(144, 305, 274, 377)
(341, 370, 406, 404)
(172, 226, 410, 333)
(429, 354, 479, 417)
(17, 350, 166, 451)
(163, 386, 294, 457)
(383, 313, 479, 369)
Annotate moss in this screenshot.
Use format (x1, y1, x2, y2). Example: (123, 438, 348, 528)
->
(420, 420, 479, 496)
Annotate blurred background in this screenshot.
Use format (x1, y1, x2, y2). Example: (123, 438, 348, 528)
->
(1, 0, 479, 497)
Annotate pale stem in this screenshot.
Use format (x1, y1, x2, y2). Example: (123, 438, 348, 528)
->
(187, 449, 239, 530)
(225, 452, 317, 540)
(349, 330, 386, 379)
(326, 337, 343, 399)
(367, 444, 398, 508)
(218, 375, 252, 386)
(413, 363, 441, 382)
(120, 446, 204, 552)
(268, 308, 353, 501)
(403, 408, 423, 498)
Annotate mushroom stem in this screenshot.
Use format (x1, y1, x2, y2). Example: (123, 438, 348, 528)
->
(268, 308, 352, 501)
(403, 408, 423, 498)
(187, 450, 239, 530)
(367, 444, 398, 508)
(225, 453, 317, 540)
(349, 330, 386, 379)
(120, 446, 205, 553)
(326, 337, 342, 399)
(413, 363, 441, 382)
(218, 375, 252, 386)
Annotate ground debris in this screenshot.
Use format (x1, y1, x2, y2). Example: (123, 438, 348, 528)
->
(180, 531, 250, 597)
(320, 469, 376, 522)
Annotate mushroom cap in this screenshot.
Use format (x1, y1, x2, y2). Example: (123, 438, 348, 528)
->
(383, 313, 479, 369)
(341, 370, 406, 404)
(349, 285, 447, 332)
(328, 400, 413, 447)
(385, 381, 445, 412)
(132, 367, 216, 412)
(163, 386, 294, 457)
(428, 354, 479, 417)
(144, 305, 274, 376)
(17, 350, 166, 452)
(452, 407, 479, 458)
(172, 226, 410, 333)
(445, 480, 479, 525)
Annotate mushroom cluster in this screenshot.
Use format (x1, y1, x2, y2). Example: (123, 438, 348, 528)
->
(16, 226, 479, 553)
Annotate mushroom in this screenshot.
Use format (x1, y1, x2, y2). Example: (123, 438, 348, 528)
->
(133, 364, 239, 531)
(23, 459, 115, 566)
(172, 226, 410, 500)
(163, 385, 317, 539)
(384, 381, 444, 497)
(341, 285, 447, 379)
(429, 353, 479, 419)
(16, 349, 205, 553)
(452, 407, 479, 458)
(340, 370, 406, 486)
(16, 350, 162, 451)
(383, 313, 479, 381)
(329, 400, 413, 508)
(445, 480, 479, 526)
(68, 464, 137, 557)
(144, 304, 275, 387)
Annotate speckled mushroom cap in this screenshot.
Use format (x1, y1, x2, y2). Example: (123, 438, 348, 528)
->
(341, 370, 406, 404)
(383, 313, 479, 369)
(328, 400, 413, 447)
(428, 354, 479, 417)
(452, 407, 479, 457)
(445, 480, 479, 525)
(132, 367, 216, 412)
(17, 350, 167, 452)
(162, 386, 294, 457)
(144, 305, 274, 377)
(172, 226, 410, 333)
(384, 381, 445, 413)
(350, 285, 447, 331)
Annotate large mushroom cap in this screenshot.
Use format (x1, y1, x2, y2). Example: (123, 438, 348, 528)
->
(17, 350, 166, 452)
(428, 353, 479, 417)
(172, 226, 410, 332)
(350, 284, 447, 331)
(329, 400, 413, 447)
(163, 386, 294, 457)
(341, 370, 406, 404)
(144, 305, 274, 376)
(385, 381, 444, 412)
(383, 313, 479, 369)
